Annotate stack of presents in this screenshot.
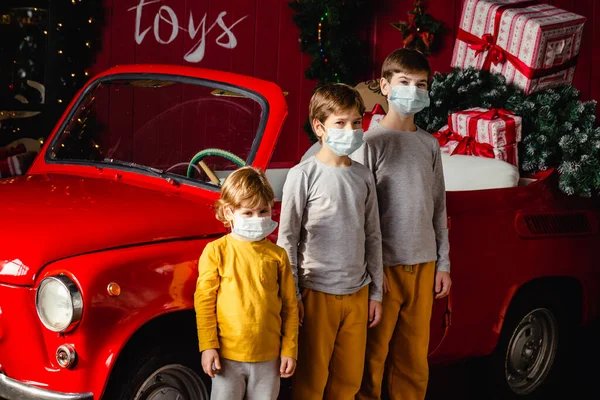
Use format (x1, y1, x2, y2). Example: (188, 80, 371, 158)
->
(442, 0, 585, 168)
(367, 0, 586, 187)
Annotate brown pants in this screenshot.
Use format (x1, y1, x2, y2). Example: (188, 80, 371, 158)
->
(292, 286, 369, 400)
(357, 262, 435, 400)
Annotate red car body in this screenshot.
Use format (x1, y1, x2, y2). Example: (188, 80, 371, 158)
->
(0, 65, 598, 399)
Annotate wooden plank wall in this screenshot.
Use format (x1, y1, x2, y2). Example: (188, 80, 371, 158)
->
(92, 0, 599, 164)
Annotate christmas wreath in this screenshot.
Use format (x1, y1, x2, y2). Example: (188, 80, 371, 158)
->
(416, 68, 600, 197)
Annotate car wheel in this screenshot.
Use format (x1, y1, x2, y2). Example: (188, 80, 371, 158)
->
(103, 344, 210, 400)
(488, 293, 573, 399)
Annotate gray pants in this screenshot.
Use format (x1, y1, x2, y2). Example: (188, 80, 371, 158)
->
(210, 358, 280, 400)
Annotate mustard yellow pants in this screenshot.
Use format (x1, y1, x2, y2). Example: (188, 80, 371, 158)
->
(357, 262, 435, 400)
(292, 285, 369, 400)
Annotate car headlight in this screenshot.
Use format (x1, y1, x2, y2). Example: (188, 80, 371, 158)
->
(36, 275, 83, 332)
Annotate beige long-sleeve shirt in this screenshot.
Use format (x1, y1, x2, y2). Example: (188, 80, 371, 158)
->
(277, 156, 383, 301)
(351, 125, 450, 272)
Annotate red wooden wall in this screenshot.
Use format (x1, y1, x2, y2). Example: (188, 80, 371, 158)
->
(91, 0, 599, 165)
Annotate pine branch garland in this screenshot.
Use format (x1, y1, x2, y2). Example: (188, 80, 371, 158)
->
(417, 67, 600, 197)
(289, 0, 370, 85)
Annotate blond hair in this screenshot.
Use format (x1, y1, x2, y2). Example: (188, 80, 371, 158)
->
(214, 166, 275, 227)
(381, 48, 431, 82)
(309, 83, 366, 142)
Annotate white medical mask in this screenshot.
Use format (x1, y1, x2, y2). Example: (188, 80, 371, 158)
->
(388, 85, 430, 116)
(231, 215, 278, 241)
(320, 123, 364, 156)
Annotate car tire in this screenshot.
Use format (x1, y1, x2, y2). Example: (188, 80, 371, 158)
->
(487, 291, 575, 399)
(102, 342, 210, 400)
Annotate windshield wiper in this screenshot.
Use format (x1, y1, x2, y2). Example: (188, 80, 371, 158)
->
(102, 158, 179, 185)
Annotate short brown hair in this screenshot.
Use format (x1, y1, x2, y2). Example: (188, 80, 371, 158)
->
(309, 83, 366, 126)
(214, 166, 275, 227)
(381, 48, 431, 82)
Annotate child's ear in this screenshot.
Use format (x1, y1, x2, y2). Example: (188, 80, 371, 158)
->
(224, 206, 234, 221)
(312, 118, 324, 140)
(380, 78, 391, 98)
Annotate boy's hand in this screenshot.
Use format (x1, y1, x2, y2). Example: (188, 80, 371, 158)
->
(201, 349, 221, 378)
(280, 356, 297, 378)
(298, 299, 304, 326)
(368, 299, 382, 328)
(382, 271, 390, 295)
(434, 271, 452, 299)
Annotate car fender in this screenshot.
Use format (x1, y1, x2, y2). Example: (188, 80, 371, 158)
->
(33, 236, 216, 398)
(492, 275, 584, 349)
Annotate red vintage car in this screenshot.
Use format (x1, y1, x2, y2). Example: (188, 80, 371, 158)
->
(0, 65, 598, 400)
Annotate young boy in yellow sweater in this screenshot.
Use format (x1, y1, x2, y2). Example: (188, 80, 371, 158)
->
(194, 166, 299, 400)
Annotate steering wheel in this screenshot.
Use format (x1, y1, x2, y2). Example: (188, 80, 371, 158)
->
(187, 148, 246, 184)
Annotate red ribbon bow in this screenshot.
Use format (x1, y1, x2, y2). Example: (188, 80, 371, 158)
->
(432, 128, 463, 147)
(451, 136, 495, 158)
(434, 126, 495, 159)
(469, 33, 506, 66)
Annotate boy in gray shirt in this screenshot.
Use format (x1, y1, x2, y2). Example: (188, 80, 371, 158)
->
(277, 83, 383, 400)
(352, 49, 452, 400)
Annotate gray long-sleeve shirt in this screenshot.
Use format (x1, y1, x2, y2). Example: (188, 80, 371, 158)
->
(277, 156, 384, 301)
(351, 125, 450, 272)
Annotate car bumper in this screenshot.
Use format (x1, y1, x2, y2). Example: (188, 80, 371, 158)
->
(0, 373, 93, 400)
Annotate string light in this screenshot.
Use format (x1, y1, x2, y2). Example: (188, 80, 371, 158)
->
(58, 50, 63, 54)
(317, 12, 340, 83)
(58, 99, 63, 103)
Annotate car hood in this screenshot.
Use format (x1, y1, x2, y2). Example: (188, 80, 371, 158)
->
(0, 174, 224, 285)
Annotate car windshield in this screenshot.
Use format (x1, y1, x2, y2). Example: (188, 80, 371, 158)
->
(47, 75, 266, 187)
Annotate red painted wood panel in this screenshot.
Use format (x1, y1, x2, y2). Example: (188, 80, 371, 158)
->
(90, 0, 598, 164)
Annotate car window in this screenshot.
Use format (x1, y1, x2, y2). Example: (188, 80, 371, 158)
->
(47, 76, 265, 187)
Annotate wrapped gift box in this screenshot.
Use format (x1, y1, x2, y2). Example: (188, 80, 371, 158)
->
(451, 0, 586, 94)
(450, 107, 522, 147)
(434, 107, 522, 166)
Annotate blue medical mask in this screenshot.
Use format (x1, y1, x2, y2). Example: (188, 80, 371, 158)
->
(231, 215, 278, 241)
(320, 123, 364, 156)
(388, 85, 430, 117)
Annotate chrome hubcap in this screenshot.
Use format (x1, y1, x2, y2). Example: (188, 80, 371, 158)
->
(135, 364, 208, 400)
(505, 308, 558, 395)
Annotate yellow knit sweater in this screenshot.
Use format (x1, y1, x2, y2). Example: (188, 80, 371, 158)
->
(194, 234, 299, 362)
